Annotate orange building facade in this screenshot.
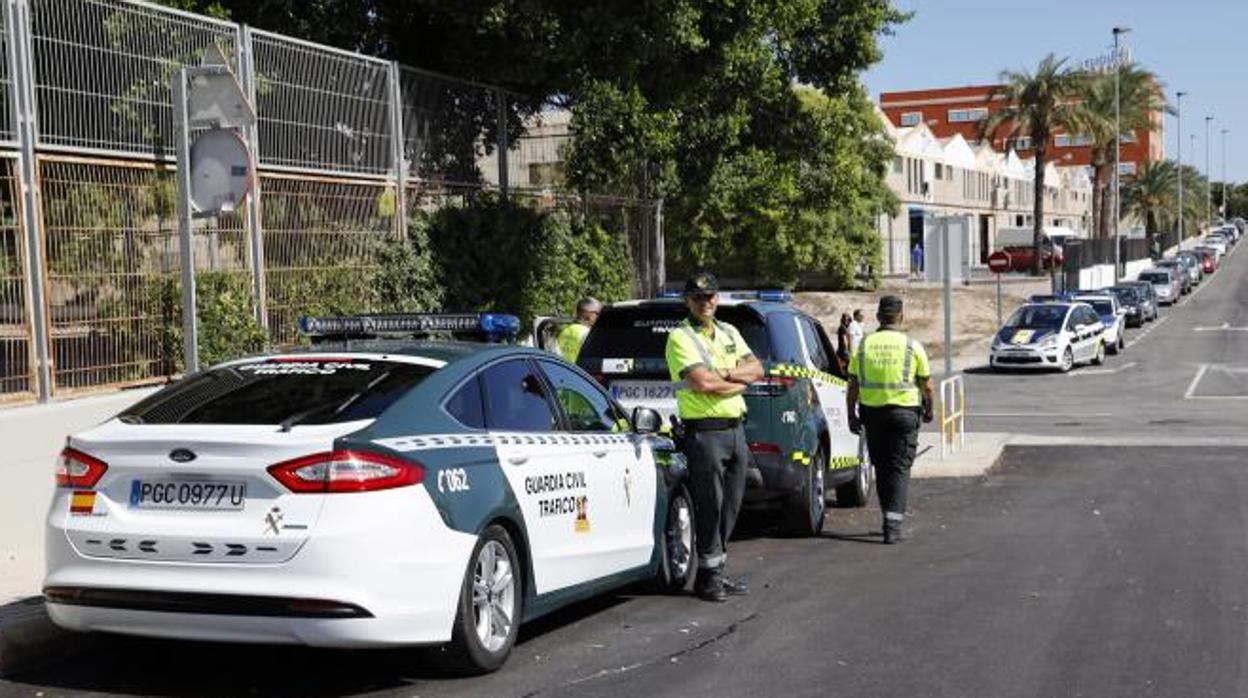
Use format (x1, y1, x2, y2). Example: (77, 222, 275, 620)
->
(879, 85, 1165, 175)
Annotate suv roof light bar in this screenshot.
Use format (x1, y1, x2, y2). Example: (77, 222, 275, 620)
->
(298, 313, 521, 344)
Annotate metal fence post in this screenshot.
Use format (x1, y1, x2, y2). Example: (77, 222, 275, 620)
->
(8, 0, 51, 401)
(387, 61, 407, 238)
(172, 68, 199, 374)
(238, 25, 268, 330)
(654, 197, 665, 292)
(496, 88, 508, 198)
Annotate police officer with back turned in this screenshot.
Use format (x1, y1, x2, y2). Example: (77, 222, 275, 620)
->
(846, 295, 935, 544)
(665, 272, 764, 601)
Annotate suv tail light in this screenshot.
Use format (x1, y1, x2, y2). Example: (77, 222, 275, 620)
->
(748, 442, 782, 454)
(745, 376, 796, 397)
(55, 448, 108, 488)
(268, 450, 424, 493)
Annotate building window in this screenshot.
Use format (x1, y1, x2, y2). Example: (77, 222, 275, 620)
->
(948, 107, 988, 123)
(900, 111, 922, 127)
(892, 157, 902, 174)
(1118, 162, 1137, 175)
(1120, 132, 1138, 144)
(934, 163, 942, 179)
(1009, 137, 1033, 151)
(1055, 133, 1094, 148)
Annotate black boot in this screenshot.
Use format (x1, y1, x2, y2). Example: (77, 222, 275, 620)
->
(883, 518, 905, 544)
(695, 569, 728, 602)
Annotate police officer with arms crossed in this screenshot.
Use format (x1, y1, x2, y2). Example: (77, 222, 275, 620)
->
(846, 295, 935, 544)
(556, 297, 602, 363)
(665, 272, 764, 602)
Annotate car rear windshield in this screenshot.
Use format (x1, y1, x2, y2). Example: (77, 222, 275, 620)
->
(118, 358, 435, 425)
(1087, 300, 1114, 315)
(579, 305, 771, 362)
(1110, 287, 1139, 302)
(1005, 305, 1067, 330)
(1139, 272, 1169, 283)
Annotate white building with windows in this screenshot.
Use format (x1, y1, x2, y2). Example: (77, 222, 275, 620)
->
(876, 116, 1093, 276)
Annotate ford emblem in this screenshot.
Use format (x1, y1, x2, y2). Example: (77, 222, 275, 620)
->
(169, 448, 197, 463)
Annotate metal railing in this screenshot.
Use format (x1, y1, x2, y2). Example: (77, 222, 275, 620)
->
(939, 374, 966, 459)
(0, 0, 661, 404)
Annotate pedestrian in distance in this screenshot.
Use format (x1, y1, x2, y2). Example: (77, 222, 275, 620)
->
(911, 243, 924, 277)
(849, 309, 865, 351)
(846, 295, 935, 544)
(665, 271, 764, 602)
(556, 297, 602, 363)
(836, 313, 853, 373)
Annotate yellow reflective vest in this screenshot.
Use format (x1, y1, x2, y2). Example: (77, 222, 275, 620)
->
(848, 329, 930, 408)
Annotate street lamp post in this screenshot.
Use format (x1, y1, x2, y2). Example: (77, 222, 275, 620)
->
(1112, 26, 1130, 280)
(1221, 128, 1229, 221)
(1176, 91, 1186, 241)
(1206, 116, 1213, 229)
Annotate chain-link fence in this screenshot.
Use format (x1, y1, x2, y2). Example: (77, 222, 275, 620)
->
(0, 0, 660, 403)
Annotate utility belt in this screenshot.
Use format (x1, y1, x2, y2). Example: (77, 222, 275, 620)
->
(680, 416, 744, 432)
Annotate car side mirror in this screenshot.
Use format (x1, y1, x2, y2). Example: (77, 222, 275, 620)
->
(632, 407, 662, 435)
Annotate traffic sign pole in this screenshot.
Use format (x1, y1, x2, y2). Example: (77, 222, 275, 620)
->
(987, 250, 1012, 330)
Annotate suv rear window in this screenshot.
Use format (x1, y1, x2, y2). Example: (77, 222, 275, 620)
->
(579, 305, 772, 364)
(1139, 272, 1169, 283)
(119, 358, 434, 425)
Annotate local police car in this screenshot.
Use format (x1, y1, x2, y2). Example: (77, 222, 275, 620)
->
(43, 314, 693, 674)
(990, 301, 1106, 372)
(1072, 293, 1126, 354)
(575, 292, 870, 537)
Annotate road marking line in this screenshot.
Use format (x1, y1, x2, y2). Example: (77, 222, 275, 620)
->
(1183, 363, 1209, 400)
(1073, 361, 1136, 376)
(974, 412, 1115, 418)
(1124, 316, 1168, 349)
(1194, 323, 1248, 332)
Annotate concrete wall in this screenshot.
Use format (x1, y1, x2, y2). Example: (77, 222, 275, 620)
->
(1078, 264, 1117, 290)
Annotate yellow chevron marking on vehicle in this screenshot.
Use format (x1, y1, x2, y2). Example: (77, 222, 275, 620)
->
(828, 455, 863, 470)
(769, 363, 848, 388)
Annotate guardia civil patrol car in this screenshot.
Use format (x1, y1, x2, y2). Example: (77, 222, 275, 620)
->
(576, 292, 871, 537)
(43, 314, 693, 674)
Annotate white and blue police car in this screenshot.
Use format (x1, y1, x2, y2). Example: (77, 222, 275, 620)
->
(43, 314, 693, 673)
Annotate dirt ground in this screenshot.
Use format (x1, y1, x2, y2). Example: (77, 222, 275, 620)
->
(796, 279, 1051, 362)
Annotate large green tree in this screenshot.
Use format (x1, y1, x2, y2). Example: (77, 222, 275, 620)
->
(980, 55, 1088, 275)
(161, 0, 907, 289)
(1123, 160, 1175, 252)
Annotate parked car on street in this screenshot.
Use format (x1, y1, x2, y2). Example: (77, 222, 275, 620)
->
(1174, 251, 1205, 285)
(1138, 268, 1182, 306)
(576, 292, 871, 536)
(990, 301, 1106, 373)
(1201, 235, 1228, 258)
(1116, 281, 1162, 321)
(1191, 247, 1219, 274)
(1153, 259, 1192, 295)
(1104, 285, 1153, 327)
(44, 313, 696, 674)
(1073, 293, 1126, 354)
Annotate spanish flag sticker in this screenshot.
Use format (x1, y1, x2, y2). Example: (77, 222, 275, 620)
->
(70, 491, 96, 515)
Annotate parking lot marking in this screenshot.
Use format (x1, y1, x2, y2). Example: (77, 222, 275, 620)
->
(1183, 364, 1209, 400)
(1073, 362, 1136, 376)
(975, 412, 1115, 418)
(1194, 323, 1248, 332)
(1182, 364, 1248, 401)
(1124, 316, 1168, 350)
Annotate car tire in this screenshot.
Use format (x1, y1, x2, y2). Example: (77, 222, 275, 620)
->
(651, 485, 696, 593)
(1091, 341, 1105, 366)
(783, 447, 826, 537)
(1118, 334, 1126, 352)
(443, 525, 522, 675)
(1107, 334, 1120, 355)
(835, 441, 872, 508)
(1060, 347, 1074, 373)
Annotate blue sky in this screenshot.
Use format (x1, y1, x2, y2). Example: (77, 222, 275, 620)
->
(863, 0, 1248, 182)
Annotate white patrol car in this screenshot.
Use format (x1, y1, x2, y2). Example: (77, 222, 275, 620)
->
(990, 300, 1106, 372)
(43, 314, 693, 674)
(1073, 293, 1127, 355)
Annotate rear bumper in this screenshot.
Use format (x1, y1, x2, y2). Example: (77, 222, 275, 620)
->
(44, 487, 476, 647)
(745, 451, 804, 499)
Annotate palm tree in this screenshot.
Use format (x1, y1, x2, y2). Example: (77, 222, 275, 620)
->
(1124, 160, 1175, 252)
(1076, 65, 1169, 238)
(980, 55, 1088, 274)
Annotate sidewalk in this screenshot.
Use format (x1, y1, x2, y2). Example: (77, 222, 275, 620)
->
(0, 388, 157, 605)
(912, 430, 1010, 479)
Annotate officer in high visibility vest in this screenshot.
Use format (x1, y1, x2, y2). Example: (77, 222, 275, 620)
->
(846, 295, 935, 544)
(665, 272, 764, 601)
(556, 297, 602, 363)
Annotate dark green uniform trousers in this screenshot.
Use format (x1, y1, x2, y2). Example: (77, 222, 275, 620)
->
(684, 423, 749, 572)
(861, 406, 921, 533)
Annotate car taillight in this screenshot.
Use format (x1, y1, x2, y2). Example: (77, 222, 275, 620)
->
(748, 442, 782, 454)
(55, 447, 108, 488)
(745, 376, 796, 397)
(268, 450, 424, 494)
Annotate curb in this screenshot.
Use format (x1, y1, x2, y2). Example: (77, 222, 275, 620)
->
(0, 597, 87, 678)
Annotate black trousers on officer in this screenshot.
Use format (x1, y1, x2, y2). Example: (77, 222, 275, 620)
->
(861, 405, 921, 531)
(683, 423, 749, 576)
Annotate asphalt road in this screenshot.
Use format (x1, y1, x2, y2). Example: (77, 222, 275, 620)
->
(963, 238, 1248, 440)
(3, 242, 1244, 697)
(5, 446, 1248, 697)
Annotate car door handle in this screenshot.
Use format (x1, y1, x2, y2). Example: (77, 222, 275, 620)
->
(592, 451, 608, 459)
(507, 456, 528, 466)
